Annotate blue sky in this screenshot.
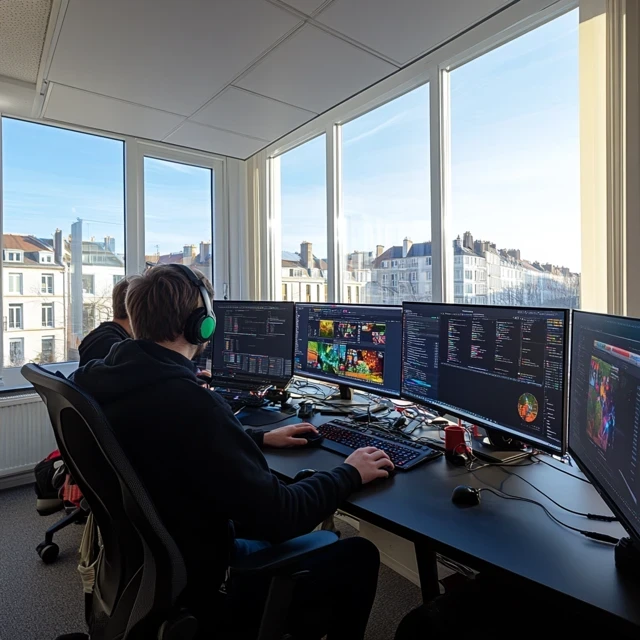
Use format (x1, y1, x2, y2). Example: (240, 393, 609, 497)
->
(1, 9, 579, 273)
(281, 9, 580, 272)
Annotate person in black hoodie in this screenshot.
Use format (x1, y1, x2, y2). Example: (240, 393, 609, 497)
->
(71, 264, 392, 640)
(78, 276, 135, 365)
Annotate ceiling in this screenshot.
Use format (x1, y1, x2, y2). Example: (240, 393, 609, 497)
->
(0, 0, 511, 160)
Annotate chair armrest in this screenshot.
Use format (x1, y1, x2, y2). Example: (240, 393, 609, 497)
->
(231, 530, 338, 575)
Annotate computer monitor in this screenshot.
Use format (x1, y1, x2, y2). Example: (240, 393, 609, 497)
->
(211, 301, 295, 386)
(569, 311, 640, 543)
(294, 303, 403, 398)
(401, 302, 568, 454)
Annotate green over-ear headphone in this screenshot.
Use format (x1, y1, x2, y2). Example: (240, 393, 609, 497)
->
(167, 264, 216, 345)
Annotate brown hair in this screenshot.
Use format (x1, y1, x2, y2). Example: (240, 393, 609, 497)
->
(112, 276, 135, 320)
(125, 265, 213, 342)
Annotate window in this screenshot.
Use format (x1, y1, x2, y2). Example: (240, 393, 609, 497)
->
(347, 286, 352, 303)
(356, 287, 360, 303)
(278, 135, 327, 301)
(113, 274, 124, 286)
(450, 10, 579, 308)
(82, 274, 95, 294)
(306, 284, 311, 303)
(41, 337, 55, 364)
(282, 284, 288, 301)
(341, 85, 431, 303)
(8, 273, 22, 294)
(41, 274, 54, 294)
(465, 284, 473, 294)
(317, 285, 321, 301)
(42, 303, 54, 328)
(9, 338, 24, 366)
(410, 271, 418, 282)
(465, 270, 472, 280)
(8, 304, 22, 329)
(143, 157, 214, 285)
(2, 119, 125, 367)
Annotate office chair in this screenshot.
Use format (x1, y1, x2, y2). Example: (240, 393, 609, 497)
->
(22, 363, 338, 640)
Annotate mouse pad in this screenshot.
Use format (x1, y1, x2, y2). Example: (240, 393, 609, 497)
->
(240, 408, 297, 427)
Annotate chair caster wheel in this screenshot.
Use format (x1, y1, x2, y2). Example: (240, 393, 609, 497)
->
(37, 541, 59, 563)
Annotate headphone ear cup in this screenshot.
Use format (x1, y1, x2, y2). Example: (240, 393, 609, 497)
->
(184, 308, 208, 345)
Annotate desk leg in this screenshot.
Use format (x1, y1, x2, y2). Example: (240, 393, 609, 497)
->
(414, 543, 440, 603)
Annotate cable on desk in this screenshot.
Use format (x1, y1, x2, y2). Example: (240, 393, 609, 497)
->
(530, 454, 590, 483)
(480, 488, 620, 544)
(242, 411, 299, 428)
(496, 465, 617, 522)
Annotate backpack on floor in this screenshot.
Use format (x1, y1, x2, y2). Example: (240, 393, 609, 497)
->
(34, 450, 66, 515)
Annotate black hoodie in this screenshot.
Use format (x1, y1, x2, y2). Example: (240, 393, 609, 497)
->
(71, 339, 361, 611)
(78, 321, 130, 366)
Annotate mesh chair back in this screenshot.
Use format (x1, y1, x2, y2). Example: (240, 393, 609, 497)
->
(22, 364, 188, 639)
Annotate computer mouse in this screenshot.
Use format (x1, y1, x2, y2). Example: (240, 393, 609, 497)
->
(451, 485, 481, 507)
(302, 432, 324, 447)
(381, 466, 396, 478)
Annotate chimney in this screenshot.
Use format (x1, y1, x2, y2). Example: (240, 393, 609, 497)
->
(376, 245, 384, 258)
(104, 236, 115, 253)
(507, 249, 521, 261)
(300, 241, 313, 270)
(454, 235, 462, 249)
(463, 231, 474, 251)
(402, 237, 413, 258)
(54, 228, 63, 265)
(183, 244, 196, 267)
(199, 241, 211, 262)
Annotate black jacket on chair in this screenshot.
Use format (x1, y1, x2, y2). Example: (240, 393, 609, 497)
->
(70, 340, 361, 616)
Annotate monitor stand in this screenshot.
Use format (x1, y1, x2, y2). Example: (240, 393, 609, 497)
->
(323, 384, 370, 407)
(470, 427, 530, 463)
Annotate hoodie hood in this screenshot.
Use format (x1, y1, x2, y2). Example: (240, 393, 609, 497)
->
(72, 340, 197, 405)
(78, 322, 130, 361)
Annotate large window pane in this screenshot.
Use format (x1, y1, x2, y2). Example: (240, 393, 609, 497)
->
(342, 84, 431, 305)
(144, 157, 213, 284)
(279, 135, 328, 302)
(450, 10, 580, 308)
(1, 118, 125, 366)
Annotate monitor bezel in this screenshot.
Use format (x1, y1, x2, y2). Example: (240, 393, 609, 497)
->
(567, 309, 640, 544)
(400, 301, 570, 455)
(294, 302, 403, 399)
(211, 300, 296, 386)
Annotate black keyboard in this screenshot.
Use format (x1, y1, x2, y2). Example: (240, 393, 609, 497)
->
(317, 419, 442, 471)
(216, 388, 266, 412)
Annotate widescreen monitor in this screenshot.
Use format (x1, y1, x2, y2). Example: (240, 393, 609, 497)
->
(211, 301, 295, 385)
(294, 303, 403, 398)
(401, 302, 569, 454)
(569, 311, 640, 542)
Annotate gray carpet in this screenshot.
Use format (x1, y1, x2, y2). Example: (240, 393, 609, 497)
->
(0, 486, 426, 640)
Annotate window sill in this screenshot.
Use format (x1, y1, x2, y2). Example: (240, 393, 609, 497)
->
(0, 361, 79, 392)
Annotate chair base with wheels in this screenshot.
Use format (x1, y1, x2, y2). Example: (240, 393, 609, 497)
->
(36, 499, 90, 564)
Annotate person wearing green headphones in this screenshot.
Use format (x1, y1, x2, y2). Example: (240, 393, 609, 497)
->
(71, 263, 389, 640)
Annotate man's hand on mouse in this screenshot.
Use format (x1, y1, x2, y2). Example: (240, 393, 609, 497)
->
(263, 423, 319, 448)
(345, 447, 394, 484)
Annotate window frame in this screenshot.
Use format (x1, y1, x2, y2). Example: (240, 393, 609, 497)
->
(8, 303, 23, 330)
(262, 0, 585, 308)
(41, 302, 54, 328)
(0, 117, 231, 390)
(41, 273, 54, 294)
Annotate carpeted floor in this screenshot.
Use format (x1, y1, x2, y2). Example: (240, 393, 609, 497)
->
(0, 485, 429, 640)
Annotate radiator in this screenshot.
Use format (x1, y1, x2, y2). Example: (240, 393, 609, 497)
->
(0, 393, 55, 487)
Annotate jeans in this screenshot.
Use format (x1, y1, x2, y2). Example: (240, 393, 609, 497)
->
(233, 537, 271, 559)
(224, 536, 380, 640)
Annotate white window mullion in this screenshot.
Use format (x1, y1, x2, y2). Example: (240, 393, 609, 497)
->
(326, 124, 343, 303)
(430, 65, 452, 304)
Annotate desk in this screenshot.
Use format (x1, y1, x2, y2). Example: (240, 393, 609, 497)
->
(240, 407, 640, 633)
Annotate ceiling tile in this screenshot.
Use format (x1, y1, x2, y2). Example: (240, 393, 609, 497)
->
(316, 0, 510, 64)
(48, 0, 301, 116)
(44, 84, 184, 139)
(278, 0, 328, 15)
(237, 24, 395, 113)
(165, 121, 268, 159)
(191, 87, 316, 142)
(0, 0, 51, 83)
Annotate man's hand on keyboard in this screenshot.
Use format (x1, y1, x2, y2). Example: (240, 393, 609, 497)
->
(345, 447, 394, 484)
(263, 423, 319, 448)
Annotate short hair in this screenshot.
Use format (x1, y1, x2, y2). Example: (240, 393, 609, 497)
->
(112, 276, 135, 320)
(125, 265, 213, 342)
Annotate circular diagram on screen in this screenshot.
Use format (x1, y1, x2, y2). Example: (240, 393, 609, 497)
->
(518, 393, 539, 423)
